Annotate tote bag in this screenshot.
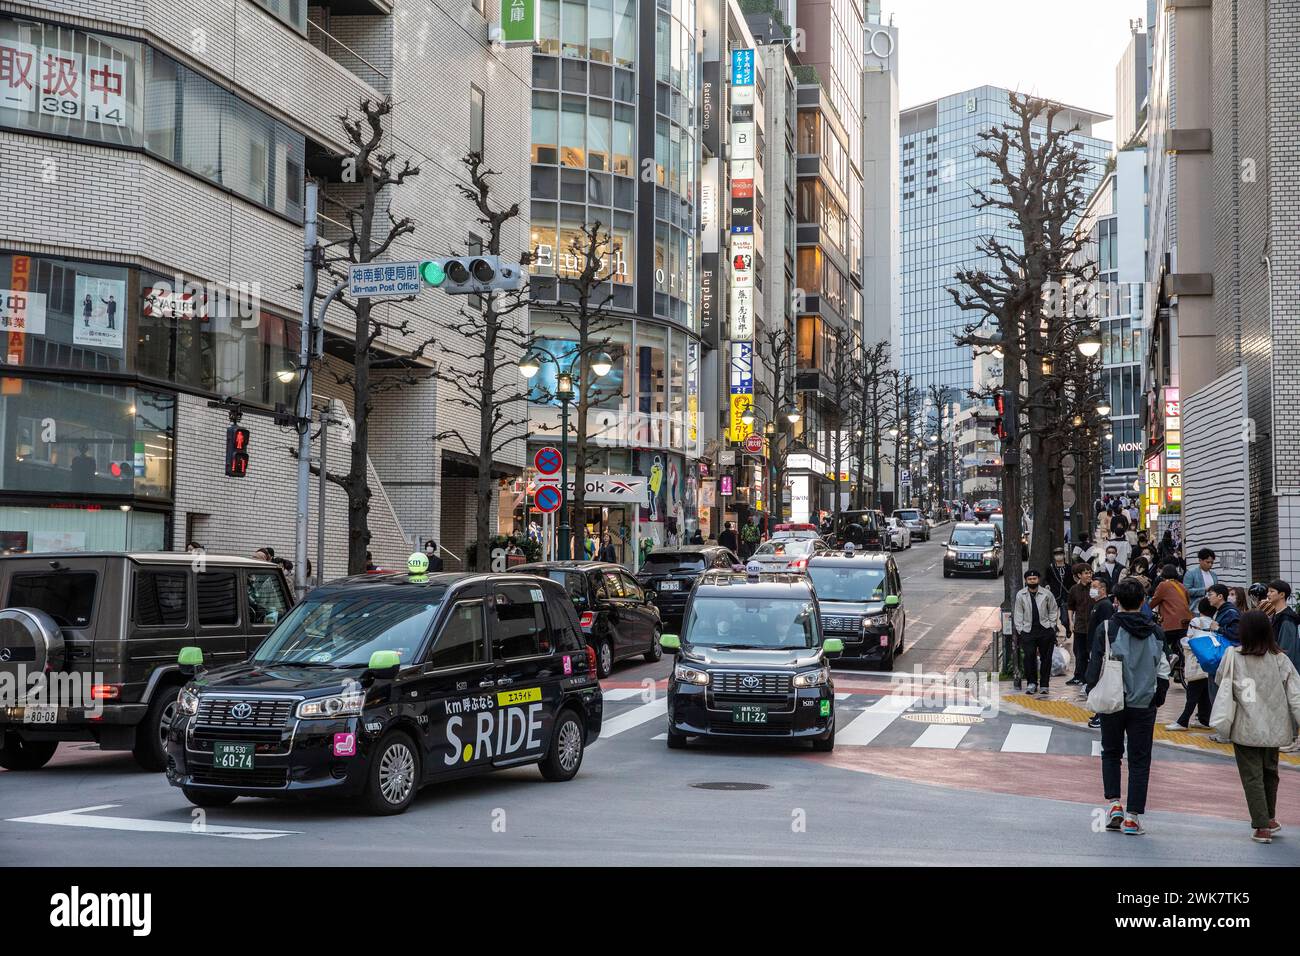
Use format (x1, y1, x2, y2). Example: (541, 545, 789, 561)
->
(1188, 633, 1228, 675)
(1087, 621, 1126, 715)
(1209, 649, 1238, 738)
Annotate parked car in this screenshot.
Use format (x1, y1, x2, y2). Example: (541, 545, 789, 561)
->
(165, 571, 602, 814)
(508, 561, 662, 677)
(808, 551, 907, 670)
(883, 517, 911, 551)
(748, 536, 830, 572)
(831, 509, 886, 551)
(0, 552, 294, 771)
(635, 546, 742, 629)
(943, 522, 1004, 578)
(892, 508, 931, 542)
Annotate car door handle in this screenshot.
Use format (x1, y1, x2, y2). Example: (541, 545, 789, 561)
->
(496, 677, 514, 686)
(478, 679, 496, 688)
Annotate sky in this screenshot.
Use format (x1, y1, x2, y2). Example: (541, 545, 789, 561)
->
(878, 0, 1149, 143)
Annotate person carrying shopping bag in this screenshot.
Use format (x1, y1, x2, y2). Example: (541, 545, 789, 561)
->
(1085, 578, 1171, 836)
(1165, 598, 1216, 732)
(1209, 610, 1300, 844)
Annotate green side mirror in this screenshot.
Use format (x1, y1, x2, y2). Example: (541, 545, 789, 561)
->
(659, 634, 681, 651)
(822, 638, 844, 655)
(368, 650, 401, 671)
(884, 595, 900, 607)
(177, 646, 203, 667)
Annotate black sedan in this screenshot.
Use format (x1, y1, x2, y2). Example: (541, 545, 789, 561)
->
(942, 522, 1004, 578)
(509, 561, 662, 677)
(636, 546, 742, 629)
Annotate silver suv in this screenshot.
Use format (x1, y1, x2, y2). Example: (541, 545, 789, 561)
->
(892, 508, 931, 542)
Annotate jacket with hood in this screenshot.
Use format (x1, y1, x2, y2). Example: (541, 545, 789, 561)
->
(1213, 603, 1240, 643)
(1084, 610, 1171, 708)
(1273, 605, 1300, 672)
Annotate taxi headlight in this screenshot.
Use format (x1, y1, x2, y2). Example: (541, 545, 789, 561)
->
(177, 685, 200, 716)
(673, 663, 710, 685)
(793, 667, 830, 688)
(863, 614, 888, 628)
(297, 691, 366, 719)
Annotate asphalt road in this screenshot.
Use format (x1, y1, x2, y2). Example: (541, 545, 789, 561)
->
(2, 534, 1295, 866)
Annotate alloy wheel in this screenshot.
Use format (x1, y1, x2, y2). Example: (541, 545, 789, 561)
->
(379, 742, 416, 805)
(557, 719, 582, 772)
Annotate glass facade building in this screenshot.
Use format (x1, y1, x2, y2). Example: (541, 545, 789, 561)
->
(899, 86, 1112, 399)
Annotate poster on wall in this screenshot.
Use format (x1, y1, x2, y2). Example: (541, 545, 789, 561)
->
(635, 451, 668, 523)
(39, 49, 84, 119)
(0, 531, 30, 554)
(0, 39, 38, 112)
(73, 275, 126, 349)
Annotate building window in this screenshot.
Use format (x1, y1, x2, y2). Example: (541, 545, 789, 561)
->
(250, 0, 307, 33)
(470, 84, 484, 157)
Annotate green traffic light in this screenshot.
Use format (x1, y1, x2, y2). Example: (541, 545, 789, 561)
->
(420, 260, 446, 286)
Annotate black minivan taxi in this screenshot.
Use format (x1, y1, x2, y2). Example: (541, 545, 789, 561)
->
(807, 552, 906, 670)
(636, 545, 742, 628)
(943, 522, 1004, 578)
(508, 561, 662, 677)
(659, 571, 843, 751)
(165, 570, 603, 815)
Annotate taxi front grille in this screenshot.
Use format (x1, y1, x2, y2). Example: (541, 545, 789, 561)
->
(712, 672, 792, 696)
(821, 615, 862, 634)
(195, 697, 295, 729)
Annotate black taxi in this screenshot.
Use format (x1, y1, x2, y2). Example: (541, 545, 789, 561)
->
(808, 551, 906, 670)
(660, 571, 843, 751)
(164, 569, 602, 815)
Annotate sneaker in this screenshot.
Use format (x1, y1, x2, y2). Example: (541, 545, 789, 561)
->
(1191, 719, 1213, 730)
(1208, 733, 1230, 744)
(1088, 716, 1102, 730)
(1122, 817, 1146, 836)
(1106, 802, 1124, 832)
(1026, 683, 1038, 695)
(1281, 739, 1300, 753)
(1252, 828, 1273, 844)
(1164, 722, 1188, 731)
(1065, 677, 1082, 686)
(1268, 820, 1282, 835)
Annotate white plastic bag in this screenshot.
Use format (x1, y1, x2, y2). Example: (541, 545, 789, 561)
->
(1052, 644, 1070, 676)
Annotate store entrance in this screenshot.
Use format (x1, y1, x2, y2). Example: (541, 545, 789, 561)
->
(580, 505, 630, 566)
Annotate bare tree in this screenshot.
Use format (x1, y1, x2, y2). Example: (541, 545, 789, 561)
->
(855, 341, 891, 509)
(430, 152, 531, 572)
(315, 96, 420, 574)
(754, 325, 798, 522)
(826, 325, 861, 524)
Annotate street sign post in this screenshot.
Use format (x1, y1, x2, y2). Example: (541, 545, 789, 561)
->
(534, 446, 563, 477)
(743, 434, 763, 454)
(347, 262, 423, 298)
(535, 484, 562, 514)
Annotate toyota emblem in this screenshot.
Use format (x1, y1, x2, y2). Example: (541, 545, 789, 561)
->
(0, 648, 10, 662)
(229, 702, 253, 720)
(740, 675, 760, 689)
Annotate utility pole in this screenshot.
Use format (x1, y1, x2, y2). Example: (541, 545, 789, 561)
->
(295, 180, 318, 597)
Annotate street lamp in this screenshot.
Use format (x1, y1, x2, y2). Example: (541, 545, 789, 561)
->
(740, 405, 757, 428)
(519, 346, 607, 560)
(783, 403, 801, 425)
(1077, 328, 1102, 358)
(1096, 400, 1112, 417)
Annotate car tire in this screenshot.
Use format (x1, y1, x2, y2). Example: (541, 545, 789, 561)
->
(0, 732, 58, 770)
(132, 683, 182, 772)
(666, 728, 688, 749)
(644, 630, 663, 663)
(358, 730, 421, 815)
(879, 645, 896, 672)
(182, 786, 238, 808)
(539, 708, 585, 782)
(812, 723, 835, 753)
(943, 568, 951, 578)
(596, 639, 614, 678)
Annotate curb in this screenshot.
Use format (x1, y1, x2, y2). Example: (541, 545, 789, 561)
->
(999, 691, 1300, 770)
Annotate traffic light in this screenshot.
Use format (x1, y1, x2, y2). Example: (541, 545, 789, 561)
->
(419, 255, 524, 295)
(992, 388, 1017, 444)
(225, 425, 250, 478)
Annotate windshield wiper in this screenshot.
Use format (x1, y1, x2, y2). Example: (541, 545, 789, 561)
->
(258, 659, 341, 667)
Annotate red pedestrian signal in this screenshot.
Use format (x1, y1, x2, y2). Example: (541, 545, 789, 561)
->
(225, 425, 250, 478)
(993, 392, 1007, 440)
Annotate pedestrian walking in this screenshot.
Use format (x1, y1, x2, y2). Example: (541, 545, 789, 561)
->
(1088, 578, 1171, 835)
(1207, 584, 1240, 643)
(598, 532, 617, 563)
(1046, 548, 1072, 620)
(1166, 598, 1215, 732)
(1210, 610, 1300, 843)
(1013, 569, 1060, 695)
(1066, 563, 1096, 687)
(1096, 544, 1124, 592)
(1183, 548, 1217, 603)
(1264, 579, 1300, 672)
(689, 527, 704, 545)
(718, 521, 738, 554)
(1150, 561, 1192, 677)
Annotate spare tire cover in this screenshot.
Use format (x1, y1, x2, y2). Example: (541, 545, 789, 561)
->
(0, 607, 65, 704)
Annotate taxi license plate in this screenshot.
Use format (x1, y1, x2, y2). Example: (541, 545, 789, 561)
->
(22, 707, 57, 725)
(212, 741, 256, 770)
(732, 705, 768, 724)
(659, 581, 681, 591)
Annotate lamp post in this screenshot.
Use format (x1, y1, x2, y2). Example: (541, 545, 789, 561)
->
(519, 346, 611, 560)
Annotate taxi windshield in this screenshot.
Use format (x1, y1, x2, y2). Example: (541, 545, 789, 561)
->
(251, 594, 441, 667)
(950, 528, 996, 548)
(684, 596, 817, 649)
(808, 566, 886, 602)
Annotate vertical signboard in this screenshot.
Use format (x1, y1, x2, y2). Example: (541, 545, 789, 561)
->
(728, 340, 754, 442)
(727, 47, 756, 411)
(499, 0, 537, 45)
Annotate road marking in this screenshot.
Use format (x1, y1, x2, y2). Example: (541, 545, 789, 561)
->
(943, 704, 985, 715)
(1092, 740, 1103, 757)
(651, 733, 667, 741)
(596, 697, 668, 739)
(1001, 724, 1053, 753)
(911, 724, 971, 749)
(837, 695, 918, 746)
(5, 804, 299, 840)
(602, 687, 646, 701)
(835, 693, 851, 700)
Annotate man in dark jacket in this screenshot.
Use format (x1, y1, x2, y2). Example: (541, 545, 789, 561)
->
(1266, 579, 1300, 671)
(1046, 548, 1072, 612)
(1066, 564, 1096, 686)
(718, 521, 738, 554)
(1085, 578, 1170, 836)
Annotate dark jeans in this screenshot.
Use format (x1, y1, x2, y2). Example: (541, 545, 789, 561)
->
(1233, 745, 1280, 829)
(1176, 678, 1211, 727)
(1072, 630, 1091, 682)
(1101, 705, 1157, 814)
(1021, 630, 1055, 687)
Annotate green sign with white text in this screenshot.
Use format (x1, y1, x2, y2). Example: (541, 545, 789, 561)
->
(500, 0, 537, 45)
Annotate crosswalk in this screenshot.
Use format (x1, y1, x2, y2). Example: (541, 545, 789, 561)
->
(594, 688, 1104, 757)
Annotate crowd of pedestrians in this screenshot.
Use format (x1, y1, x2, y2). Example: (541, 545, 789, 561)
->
(1012, 510, 1300, 842)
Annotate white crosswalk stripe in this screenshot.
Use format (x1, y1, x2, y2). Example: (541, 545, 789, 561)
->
(1001, 724, 1053, 753)
(911, 724, 971, 749)
(836, 695, 919, 746)
(595, 696, 668, 739)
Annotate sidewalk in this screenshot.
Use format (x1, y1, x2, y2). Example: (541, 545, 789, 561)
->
(999, 642, 1300, 770)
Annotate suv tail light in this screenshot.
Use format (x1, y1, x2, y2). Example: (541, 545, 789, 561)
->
(90, 684, 120, 700)
(579, 611, 595, 631)
(789, 558, 808, 571)
(585, 644, 597, 674)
